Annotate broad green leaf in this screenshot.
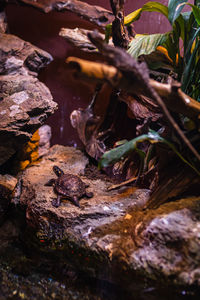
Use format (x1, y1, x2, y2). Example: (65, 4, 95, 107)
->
(180, 11, 194, 51)
(124, 2, 168, 26)
(182, 35, 200, 92)
(99, 132, 158, 168)
(168, 0, 186, 24)
(127, 33, 168, 59)
(175, 3, 200, 25)
(187, 3, 200, 25)
(185, 27, 200, 60)
(99, 130, 200, 176)
(162, 32, 178, 64)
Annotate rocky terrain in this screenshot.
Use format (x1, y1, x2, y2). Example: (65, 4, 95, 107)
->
(0, 20, 57, 166)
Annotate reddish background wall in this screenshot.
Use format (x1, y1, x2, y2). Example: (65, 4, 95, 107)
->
(5, 0, 171, 147)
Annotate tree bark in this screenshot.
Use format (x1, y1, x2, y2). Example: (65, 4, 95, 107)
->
(66, 56, 200, 119)
(110, 0, 129, 48)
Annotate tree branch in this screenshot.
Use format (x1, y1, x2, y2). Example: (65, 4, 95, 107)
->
(11, 0, 114, 27)
(66, 56, 200, 119)
(110, 0, 129, 48)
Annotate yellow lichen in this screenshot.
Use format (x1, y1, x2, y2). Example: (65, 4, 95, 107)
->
(19, 129, 40, 170)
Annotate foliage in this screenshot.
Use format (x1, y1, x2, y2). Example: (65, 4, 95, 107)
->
(99, 130, 200, 176)
(101, 1, 200, 180)
(127, 33, 169, 59)
(105, 0, 200, 100)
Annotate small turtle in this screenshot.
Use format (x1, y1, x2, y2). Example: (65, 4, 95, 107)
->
(45, 166, 93, 208)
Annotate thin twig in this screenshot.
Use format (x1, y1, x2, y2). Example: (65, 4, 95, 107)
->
(107, 176, 137, 191)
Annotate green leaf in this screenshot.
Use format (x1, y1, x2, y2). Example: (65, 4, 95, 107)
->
(99, 130, 200, 176)
(124, 8, 143, 26)
(127, 33, 168, 59)
(168, 0, 186, 24)
(124, 2, 168, 26)
(180, 11, 194, 51)
(182, 35, 200, 92)
(187, 3, 200, 25)
(162, 32, 177, 63)
(185, 26, 200, 61)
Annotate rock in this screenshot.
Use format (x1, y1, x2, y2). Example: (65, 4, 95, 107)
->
(17, 146, 148, 278)
(0, 33, 57, 166)
(17, 145, 200, 289)
(0, 33, 53, 75)
(130, 198, 200, 286)
(0, 174, 17, 222)
(0, 218, 20, 249)
(0, 174, 17, 191)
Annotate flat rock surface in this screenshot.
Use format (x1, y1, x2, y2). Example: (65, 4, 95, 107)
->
(18, 145, 200, 288)
(20, 145, 150, 230)
(0, 32, 57, 165)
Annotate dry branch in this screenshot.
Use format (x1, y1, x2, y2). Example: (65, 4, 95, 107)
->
(110, 0, 129, 48)
(66, 56, 200, 119)
(59, 28, 113, 53)
(146, 162, 200, 209)
(150, 80, 200, 119)
(59, 28, 97, 53)
(16, 0, 114, 27)
(67, 56, 122, 86)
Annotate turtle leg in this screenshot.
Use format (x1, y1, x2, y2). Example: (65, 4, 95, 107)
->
(71, 196, 80, 208)
(45, 179, 56, 186)
(52, 194, 61, 208)
(85, 191, 93, 198)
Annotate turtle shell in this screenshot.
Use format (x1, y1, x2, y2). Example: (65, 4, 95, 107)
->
(54, 173, 86, 199)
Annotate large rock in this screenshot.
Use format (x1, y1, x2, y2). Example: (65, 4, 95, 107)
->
(0, 33, 57, 165)
(130, 198, 200, 286)
(0, 174, 17, 222)
(17, 145, 200, 288)
(18, 146, 150, 283)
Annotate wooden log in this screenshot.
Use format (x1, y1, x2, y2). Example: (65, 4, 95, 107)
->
(66, 56, 200, 119)
(15, 0, 114, 27)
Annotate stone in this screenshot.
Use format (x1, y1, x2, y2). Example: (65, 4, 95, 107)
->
(0, 33, 57, 166)
(0, 174, 17, 222)
(130, 198, 200, 286)
(17, 145, 200, 289)
(0, 33, 53, 76)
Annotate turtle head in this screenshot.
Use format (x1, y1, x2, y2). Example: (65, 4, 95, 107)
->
(53, 165, 64, 177)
